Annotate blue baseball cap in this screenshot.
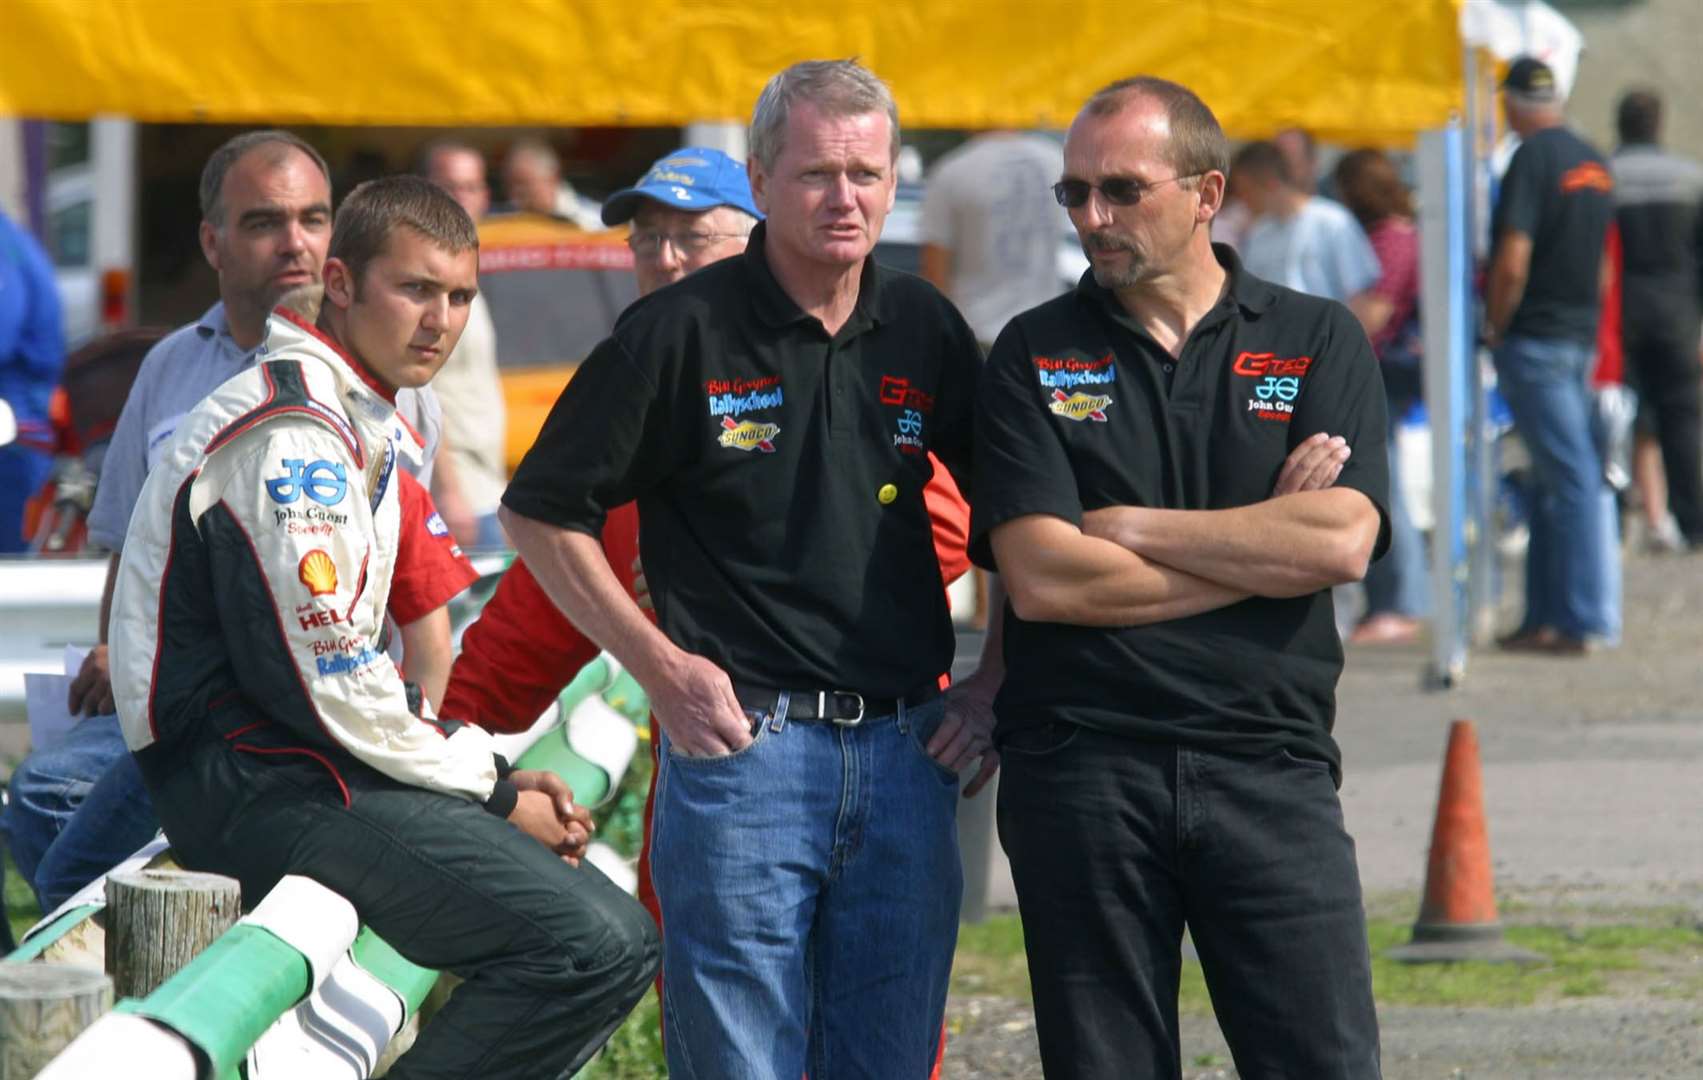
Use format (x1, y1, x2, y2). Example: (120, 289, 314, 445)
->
(600, 146, 763, 226)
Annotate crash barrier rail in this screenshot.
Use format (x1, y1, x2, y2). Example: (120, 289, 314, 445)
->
(0, 556, 108, 729)
(12, 649, 648, 1077)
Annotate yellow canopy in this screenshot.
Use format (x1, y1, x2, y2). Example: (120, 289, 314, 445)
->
(4, 0, 1461, 145)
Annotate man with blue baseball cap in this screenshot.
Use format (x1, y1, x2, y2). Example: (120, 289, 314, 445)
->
(601, 146, 763, 296)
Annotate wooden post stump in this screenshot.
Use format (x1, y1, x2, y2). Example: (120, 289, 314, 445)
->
(105, 869, 241, 1000)
(0, 963, 112, 1078)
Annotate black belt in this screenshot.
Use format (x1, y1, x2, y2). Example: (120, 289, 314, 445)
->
(733, 683, 941, 726)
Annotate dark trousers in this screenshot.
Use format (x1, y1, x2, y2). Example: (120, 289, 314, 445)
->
(995, 725, 1381, 1080)
(149, 740, 659, 1080)
(1627, 333, 1703, 541)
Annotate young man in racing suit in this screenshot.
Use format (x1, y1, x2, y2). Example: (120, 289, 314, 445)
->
(109, 176, 657, 1080)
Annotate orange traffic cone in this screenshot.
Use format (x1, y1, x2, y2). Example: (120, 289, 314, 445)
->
(1387, 720, 1545, 964)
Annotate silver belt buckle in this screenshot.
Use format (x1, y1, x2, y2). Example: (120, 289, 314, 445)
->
(819, 690, 865, 726)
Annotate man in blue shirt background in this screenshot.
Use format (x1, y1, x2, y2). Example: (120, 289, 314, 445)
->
(0, 207, 65, 553)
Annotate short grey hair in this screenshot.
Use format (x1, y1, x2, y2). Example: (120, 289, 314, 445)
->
(1084, 76, 1230, 181)
(722, 207, 760, 236)
(749, 59, 900, 172)
(199, 130, 330, 227)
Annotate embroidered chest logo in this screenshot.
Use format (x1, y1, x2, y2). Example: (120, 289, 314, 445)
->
(1559, 162, 1614, 195)
(1234, 352, 1313, 422)
(267, 459, 347, 506)
(718, 416, 780, 453)
(1032, 350, 1117, 391)
(298, 549, 339, 596)
(707, 374, 783, 452)
(1048, 389, 1112, 422)
(879, 375, 935, 456)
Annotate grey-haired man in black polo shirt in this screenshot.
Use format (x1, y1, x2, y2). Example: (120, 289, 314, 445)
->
(971, 77, 1388, 1077)
(501, 60, 993, 1079)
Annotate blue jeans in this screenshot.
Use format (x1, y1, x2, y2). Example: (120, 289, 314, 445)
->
(1492, 335, 1616, 640)
(649, 695, 962, 1079)
(997, 725, 1381, 1078)
(2, 713, 158, 912)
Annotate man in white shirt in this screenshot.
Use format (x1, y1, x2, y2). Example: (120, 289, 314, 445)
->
(422, 140, 508, 547)
(920, 131, 1072, 349)
(1234, 140, 1380, 304)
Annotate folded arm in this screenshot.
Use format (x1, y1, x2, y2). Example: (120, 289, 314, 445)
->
(990, 513, 1249, 627)
(1081, 487, 1382, 598)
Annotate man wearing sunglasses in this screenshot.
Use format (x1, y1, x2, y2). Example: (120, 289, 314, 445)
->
(971, 76, 1389, 1077)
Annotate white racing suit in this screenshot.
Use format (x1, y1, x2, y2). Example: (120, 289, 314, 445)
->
(110, 311, 506, 806)
(107, 310, 657, 1080)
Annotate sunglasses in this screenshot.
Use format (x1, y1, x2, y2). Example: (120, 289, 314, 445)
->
(1052, 172, 1205, 209)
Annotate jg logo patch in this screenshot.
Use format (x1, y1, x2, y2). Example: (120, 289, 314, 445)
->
(1254, 376, 1300, 402)
(267, 459, 348, 506)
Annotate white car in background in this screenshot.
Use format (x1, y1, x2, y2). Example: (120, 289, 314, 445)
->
(45, 163, 101, 350)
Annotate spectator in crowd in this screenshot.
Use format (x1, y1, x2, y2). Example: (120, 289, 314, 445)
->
(973, 74, 1386, 1078)
(1336, 148, 1428, 644)
(500, 59, 995, 1078)
(1275, 126, 1320, 191)
(919, 130, 1070, 350)
(0, 207, 65, 553)
(605, 147, 761, 296)
(1233, 140, 1381, 305)
(1486, 57, 1617, 655)
(1611, 88, 1703, 553)
(1212, 165, 1256, 251)
(422, 139, 509, 548)
(111, 176, 657, 1079)
(1, 131, 473, 919)
(501, 137, 605, 230)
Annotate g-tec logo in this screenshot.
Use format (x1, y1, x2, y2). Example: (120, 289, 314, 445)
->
(267, 459, 348, 506)
(878, 375, 936, 414)
(718, 417, 780, 453)
(1232, 352, 1313, 378)
(1048, 389, 1112, 422)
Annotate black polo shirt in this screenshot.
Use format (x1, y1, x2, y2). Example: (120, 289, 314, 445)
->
(970, 245, 1389, 774)
(503, 222, 982, 697)
(1493, 126, 1614, 345)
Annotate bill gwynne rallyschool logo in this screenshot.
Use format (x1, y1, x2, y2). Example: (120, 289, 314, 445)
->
(707, 374, 783, 452)
(1048, 389, 1112, 422)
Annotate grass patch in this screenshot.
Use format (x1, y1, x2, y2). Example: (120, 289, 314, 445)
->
(950, 914, 1031, 1000)
(4, 848, 41, 946)
(948, 914, 1703, 1013)
(577, 990, 665, 1079)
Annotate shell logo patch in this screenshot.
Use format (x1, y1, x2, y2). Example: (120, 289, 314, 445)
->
(298, 549, 339, 596)
(718, 416, 780, 453)
(1048, 389, 1112, 423)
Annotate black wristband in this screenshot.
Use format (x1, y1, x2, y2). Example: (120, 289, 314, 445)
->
(493, 752, 514, 779)
(482, 778, 519, 819)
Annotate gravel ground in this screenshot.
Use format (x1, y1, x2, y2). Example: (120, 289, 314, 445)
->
(942, 544, 1703, 1078)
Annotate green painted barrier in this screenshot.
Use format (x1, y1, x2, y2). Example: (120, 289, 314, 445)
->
(514, 723, 610, 806)
(603, 669, 650, 723)
(4, 904, 100, 964)
(119, 923, 310, 1075)
(350, 927, 436, 1016)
